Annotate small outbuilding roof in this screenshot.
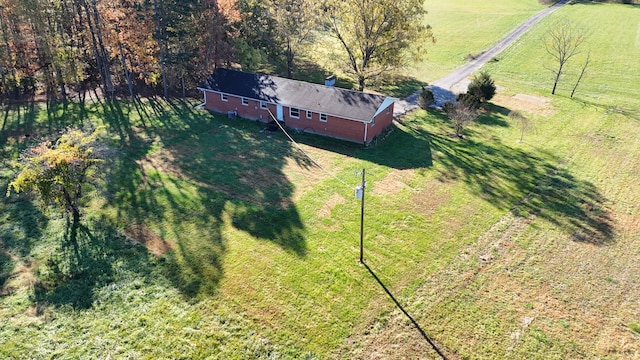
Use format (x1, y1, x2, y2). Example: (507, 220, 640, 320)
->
(198, 68, 397, 123)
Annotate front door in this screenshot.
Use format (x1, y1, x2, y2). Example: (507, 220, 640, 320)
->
(276, 104, 284, 121)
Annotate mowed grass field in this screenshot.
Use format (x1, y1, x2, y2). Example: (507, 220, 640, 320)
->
(415, 0, 546, 82)
(1, 2, 639, 360)
(343, 2, 640, 358)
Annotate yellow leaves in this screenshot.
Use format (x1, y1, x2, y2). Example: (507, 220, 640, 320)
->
(5, 127, 106, 217)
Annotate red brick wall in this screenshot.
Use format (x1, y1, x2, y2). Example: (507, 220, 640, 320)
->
(285, 109, 367, 143)
(203, 90, 395, 144)
(365, 103, 395, 143)
(204, 91, 272, 123)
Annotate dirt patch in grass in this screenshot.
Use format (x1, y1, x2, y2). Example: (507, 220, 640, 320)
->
(372, 170, 415, 196)
(138, 149, 188, 180)
(409, 179, 450, 217)
(0, 255, 36, 296)
(317, 194, 346, 218)
(124, 224, 174, 256)
(493, 93, 557, 117)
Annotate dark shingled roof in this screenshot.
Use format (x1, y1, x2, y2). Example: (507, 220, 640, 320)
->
(198, 68, 394, 122)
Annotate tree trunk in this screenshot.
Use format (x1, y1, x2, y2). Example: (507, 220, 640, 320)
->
(90, 0, 113, 95)
(357, 74, 365, 92)
(117, 31, 135, 101)
(154, 0, 169, 99)
(571, 53, 590, 98)
(181, 74, 185, 99)
(68, 207, 81, 259)
(286, 40, 293, 78)
(551, 70, 561, 95)
(81, 0, 107, 93)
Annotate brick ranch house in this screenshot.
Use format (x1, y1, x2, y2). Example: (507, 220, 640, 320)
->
(197, 68, 398, 144)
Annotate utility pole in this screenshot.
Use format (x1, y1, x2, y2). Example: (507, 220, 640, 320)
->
(357, 168, 366, 263)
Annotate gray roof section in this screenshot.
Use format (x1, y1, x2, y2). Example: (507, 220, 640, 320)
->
(199, 68, 395, 122)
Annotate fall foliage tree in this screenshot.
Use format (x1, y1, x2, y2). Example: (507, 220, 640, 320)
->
(7, 128, 107, 239)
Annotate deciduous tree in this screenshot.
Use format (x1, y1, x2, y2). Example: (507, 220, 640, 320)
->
(444, 101, 478, 138)
(509, 110, 535, 142)
(268, 0, 318, 78)
(7, 128, 106, 240)
(571, 51, 590, 98)
(323, 0, 433, 91)
(545, 21, 586, 95)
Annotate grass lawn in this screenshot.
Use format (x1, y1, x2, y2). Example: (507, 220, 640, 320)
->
(1, 1, 639, 359)
(414, 0, 546, 81)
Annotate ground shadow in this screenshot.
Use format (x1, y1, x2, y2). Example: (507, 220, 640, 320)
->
(574, 97, 640, 122)
(32, 219, 159, 309)
(571, 0, 639, 7)
(363, 262, 447, 359)
(0, 248, 12, 290)
(429, 132, 613, 244)
(293, 106, 612, 244)
(98, 98, 307, 298)
(1, 96, 307, 306)
(377, 74, 428, 99)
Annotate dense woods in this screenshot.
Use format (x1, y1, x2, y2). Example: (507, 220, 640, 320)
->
(0, 0, 242, 101)
(0, 0, 429, 101)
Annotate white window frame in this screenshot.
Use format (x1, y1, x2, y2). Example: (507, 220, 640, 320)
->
(242, 97, 249, 106)
(260, 101, 268, 110)
(290, 107, 300, 119)
(221, 93, 228, 102)
(320, 113, 328, 122)
(306, 110, 313, 119)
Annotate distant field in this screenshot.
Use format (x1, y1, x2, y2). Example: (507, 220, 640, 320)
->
(1, 1, 639, 359)
(414, 0, 546, 82)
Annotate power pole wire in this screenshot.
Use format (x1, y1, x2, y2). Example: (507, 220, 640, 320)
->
(266, 109, 354, 190)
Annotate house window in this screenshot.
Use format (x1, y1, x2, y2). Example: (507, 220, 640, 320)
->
(290, 107, 300, 118)
(320, 113, 328, 122)
(242, 97, 249, 106)
(260, 101, 267, 110)
(221, 93, 228, 102)
(306, 110, 312, 119)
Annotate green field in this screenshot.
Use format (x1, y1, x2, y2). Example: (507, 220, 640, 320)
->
(416, 0, 546, 81)
(2, 1, 640, 359)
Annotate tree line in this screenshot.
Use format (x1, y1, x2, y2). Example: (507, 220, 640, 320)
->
(0, 0, 431, 101)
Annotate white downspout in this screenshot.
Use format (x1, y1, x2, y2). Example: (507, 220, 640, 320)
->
(363, 121, 368, 144)
(195, 89, 206, 108)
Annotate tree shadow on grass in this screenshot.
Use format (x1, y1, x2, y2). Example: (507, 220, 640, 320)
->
(0, 194, 47, 259)
(574, 98, 640, 122)
(98, 98, 308, 298)
(429, 132, 614, 245)
(376, 74, 428, 99)
(294, 106, 612, 245)
(33, 219, 160, 309)
(0, 97, 307, 305)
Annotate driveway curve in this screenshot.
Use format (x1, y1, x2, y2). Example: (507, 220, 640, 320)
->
(394, 0, 568, 116)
